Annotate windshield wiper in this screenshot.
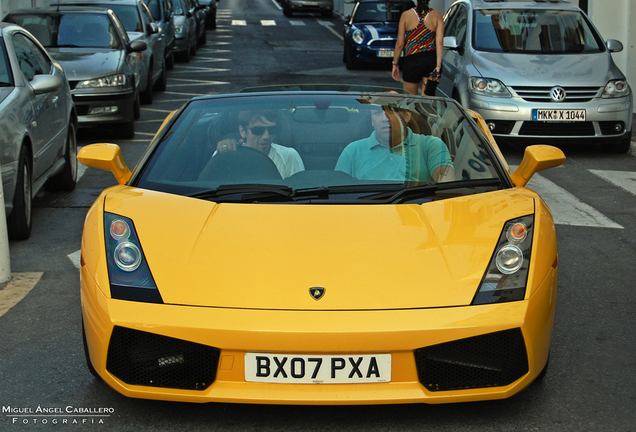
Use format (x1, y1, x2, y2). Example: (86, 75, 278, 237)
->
(187, 184, 295, 200)
(360, 178, 504, 204)
(0, 82, 12, 87)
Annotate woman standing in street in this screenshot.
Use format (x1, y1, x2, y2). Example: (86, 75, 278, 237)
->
(392, 0, 444, 96)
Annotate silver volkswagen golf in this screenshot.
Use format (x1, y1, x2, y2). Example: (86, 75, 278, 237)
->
(437, 0, 632, 153)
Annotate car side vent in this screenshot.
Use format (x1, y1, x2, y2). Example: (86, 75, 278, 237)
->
(106, 326, 220, 390)
(414, 328, 529, 392)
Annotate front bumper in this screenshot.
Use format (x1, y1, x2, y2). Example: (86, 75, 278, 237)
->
(467, 92, 633, 143)
(72, 90, 135, 127)
(347, 40, 396, 64)
(81, 264, 557, 404)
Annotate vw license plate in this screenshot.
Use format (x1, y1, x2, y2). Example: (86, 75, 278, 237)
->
(533, 109, 586, 121)
(245, 353, 391, 384)
(377, 49, 394, 58)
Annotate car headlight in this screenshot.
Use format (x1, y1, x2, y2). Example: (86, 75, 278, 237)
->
(352, 29, 364, 45)
(472, 215, 534, 305)
(105, 213, 162, 303)
(469, 77, 511, 97)
(602, 79, 630, 98)
(76, 74, 126, 89)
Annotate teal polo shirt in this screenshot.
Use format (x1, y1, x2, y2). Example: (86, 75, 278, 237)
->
(335, 129, 453, 182)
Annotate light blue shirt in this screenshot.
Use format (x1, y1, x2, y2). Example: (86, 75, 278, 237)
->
(335, 130, 453, 182)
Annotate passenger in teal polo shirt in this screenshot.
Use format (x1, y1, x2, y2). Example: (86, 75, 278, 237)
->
(335, 106, 454, 183)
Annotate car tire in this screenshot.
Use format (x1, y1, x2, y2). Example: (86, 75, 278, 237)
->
(345, 46, 358, 70)
(166, 49, 175, 70)
(133, 89, 141, 120)
(154, 59, 167, 92)
(118, 119, 135, 139)
(535, 354, 549, 382)
(140, 64, 153, 105)
(602, 133, 632, 154)
(322, 10, 332, 18)
(44, 122, 77, 192)
(283, 3, 292, 17)
(82, 319, 101, 379)
(190, 34, 197, 57)
(7, 146, 32, 240)
(199, 27, 206, 46)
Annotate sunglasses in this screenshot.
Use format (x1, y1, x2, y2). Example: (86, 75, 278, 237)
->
(247, 125, 279, 136)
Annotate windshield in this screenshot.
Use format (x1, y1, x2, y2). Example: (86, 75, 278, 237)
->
(134, 93, 503, 203)
(89, 5, 142, 32)
(353, 2, 414, 23)
(473, 9, 605, 53)
(7, 13, 121, 49)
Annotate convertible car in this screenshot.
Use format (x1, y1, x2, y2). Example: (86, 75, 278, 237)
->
(78, 90, 564, 404)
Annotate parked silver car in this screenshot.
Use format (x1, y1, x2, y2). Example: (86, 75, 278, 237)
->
(143, 0, 176, 69)
(63, 0, 168, 104)
(5, 7, 146, 139)
(171, 0, 197, 62)
(0, 22, 77, 240)
(438, 0, 633, 153)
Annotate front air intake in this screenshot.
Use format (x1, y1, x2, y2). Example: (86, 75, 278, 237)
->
(106, 326, 220, 390)
(414, 328, 529, 391)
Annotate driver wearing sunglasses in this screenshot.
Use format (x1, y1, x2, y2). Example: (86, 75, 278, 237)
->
(216, 110, 305, 179)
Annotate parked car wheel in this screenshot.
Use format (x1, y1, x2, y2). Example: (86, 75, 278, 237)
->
(140, 64, 154, 104)
(82, 319, 101, 379)
(345, 46, 358, 70)
(189, 36, 197, 57)
(283, 3, 292, 17)
(133, 89, 141, 120)
(44, 122, 78, 192)
(7, 146, 32, 240)
(154, 59, 167, 91)
(118, 119, 136, 139)
(166, 49, 175, 70)
(602, 134, 632, 154)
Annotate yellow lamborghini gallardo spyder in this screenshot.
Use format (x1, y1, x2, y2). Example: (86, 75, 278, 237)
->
(78, 90, 565, 404)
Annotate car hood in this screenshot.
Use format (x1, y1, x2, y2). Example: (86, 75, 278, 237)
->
(102, 187, 536, 310)
(359, 22, 399, 39)
(470, 50, 621, 86)
(47, 48, 124, 80)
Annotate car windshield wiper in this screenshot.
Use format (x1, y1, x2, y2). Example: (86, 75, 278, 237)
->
(187, 184, 295, 200)
(187, 183, 403, 203)
(359, 178, 504, 204)
(0, 82, 12, 87)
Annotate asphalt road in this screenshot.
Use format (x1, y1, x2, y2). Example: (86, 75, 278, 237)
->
(1, 0, 636, 430)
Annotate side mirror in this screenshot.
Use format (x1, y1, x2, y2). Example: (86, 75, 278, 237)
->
(30, 74, 62, 95)
(443, 35, 459, 49)
(510, 145, 565, 187)
(147, 22, 160, 34)
(77, 144, 132, 185)
(129, 40, 147, 52)
(606, 39, 623, 53)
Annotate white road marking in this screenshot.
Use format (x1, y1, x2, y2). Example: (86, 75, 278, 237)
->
(0, 273, 44, 317)
(68, 250, 81, 270)
(290, 20, 306, 26)
(525, 173, 623, 229)
(590, 170, 636, 196)
(232, 20, 246, 26)
(318, 21, 334, 26)
(261, 20, 276, 26)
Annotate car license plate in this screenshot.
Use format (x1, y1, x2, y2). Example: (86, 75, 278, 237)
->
(532, 109, 586, 121)
(245, 353, 391, 384)
(377, 49, 394, 58)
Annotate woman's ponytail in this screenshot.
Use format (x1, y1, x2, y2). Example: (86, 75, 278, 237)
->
(416, 0, 430, 14)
